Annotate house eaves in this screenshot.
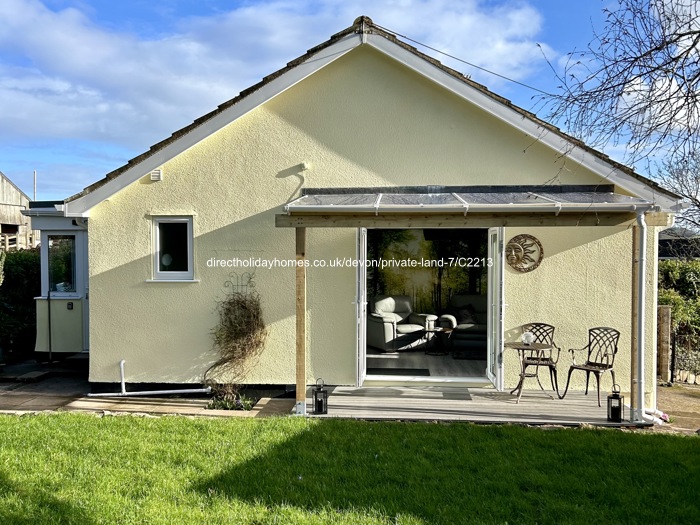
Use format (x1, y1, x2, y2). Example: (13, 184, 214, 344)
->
(62, 16, 683, 217)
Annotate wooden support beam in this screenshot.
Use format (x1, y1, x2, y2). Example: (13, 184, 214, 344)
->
(275, 212, 639, 228)
(295, 227, 307, 415)
(644, 212, 673, 227)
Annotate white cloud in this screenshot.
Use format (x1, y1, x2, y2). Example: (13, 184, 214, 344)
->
(0, 0, 553, 196)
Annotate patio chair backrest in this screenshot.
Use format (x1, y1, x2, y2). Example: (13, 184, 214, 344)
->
(524, 323, 556, 346)
(586, 327, 620, 367)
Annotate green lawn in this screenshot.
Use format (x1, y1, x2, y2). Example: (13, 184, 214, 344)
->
(0, 414, 697, 524)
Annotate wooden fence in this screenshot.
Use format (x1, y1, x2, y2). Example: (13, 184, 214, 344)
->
(0, 232, 36, 251)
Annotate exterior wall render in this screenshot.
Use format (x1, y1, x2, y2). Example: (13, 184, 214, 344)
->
(504, 226, 659, 403)
(87, 45, 659, 398)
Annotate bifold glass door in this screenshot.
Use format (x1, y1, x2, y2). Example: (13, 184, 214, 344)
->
(487, 227, 504, 390)
(356, 227, 367, 386)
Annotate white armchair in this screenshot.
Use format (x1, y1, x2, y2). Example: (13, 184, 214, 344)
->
(367, 295, 437, 352)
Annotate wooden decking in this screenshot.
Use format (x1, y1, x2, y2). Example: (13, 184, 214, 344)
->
(308, 385, 625, 426)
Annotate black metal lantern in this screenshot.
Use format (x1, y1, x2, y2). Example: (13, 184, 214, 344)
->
(313, 378, 328, 415)
(607, 384, 624, 423)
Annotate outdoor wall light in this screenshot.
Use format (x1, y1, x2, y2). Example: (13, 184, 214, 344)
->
(313, 378, 328, 415)
(607, 384, 624, 423)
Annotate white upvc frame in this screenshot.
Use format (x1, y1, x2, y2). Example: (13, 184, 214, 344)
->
(486, 227, 505, 390)
(356, 227, 368, 386)
(40, 230, 86, 298)
(151, 216, 194, 281)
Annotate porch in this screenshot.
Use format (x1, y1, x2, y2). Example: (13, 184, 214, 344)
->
(308, 385, 632, 426)
(278, 186, 670, 422)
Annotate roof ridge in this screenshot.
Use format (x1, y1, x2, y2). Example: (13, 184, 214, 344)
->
(65, 16, 681, 204)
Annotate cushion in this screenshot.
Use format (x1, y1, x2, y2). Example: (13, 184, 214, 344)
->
(396, 323, 425, 335)
(372, 296, 413, 317)
(373, 312, 404, 323)
(454, 304, 479, 325)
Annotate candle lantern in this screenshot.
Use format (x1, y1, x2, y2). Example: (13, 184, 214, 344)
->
(313, 378, 328, 415)
(607, 384, 624, 423)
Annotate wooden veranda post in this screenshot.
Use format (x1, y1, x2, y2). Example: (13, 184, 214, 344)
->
(630, 226, 638, 422)
(295, 227, 307, 415)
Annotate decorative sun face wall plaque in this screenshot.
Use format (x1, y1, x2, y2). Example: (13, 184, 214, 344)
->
(505, 234, 543, 273)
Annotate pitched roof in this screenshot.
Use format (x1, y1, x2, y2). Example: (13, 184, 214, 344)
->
(0, 169, 31, 203)
(63, 16, 682, 215)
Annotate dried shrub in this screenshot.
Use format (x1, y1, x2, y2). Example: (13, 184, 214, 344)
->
(204, 276, 267, 387)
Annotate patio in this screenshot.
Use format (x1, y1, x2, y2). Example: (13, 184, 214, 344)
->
(308, 385, 635, 426)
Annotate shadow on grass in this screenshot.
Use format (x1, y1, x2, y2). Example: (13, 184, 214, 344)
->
(0, 470, 94, 525)
(195, 419, 700, 524)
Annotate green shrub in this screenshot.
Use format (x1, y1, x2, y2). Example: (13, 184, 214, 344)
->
(659, 260, 700, 378)
(0, 250, 5, 288)
(0, 248, 40, 356)
(207, 384, 257, 411)
(659, 260, 700, 299)
(658, 288, 700, 333)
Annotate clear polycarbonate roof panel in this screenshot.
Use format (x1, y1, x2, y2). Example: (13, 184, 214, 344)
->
(380, 193, 462, 206)
(290, 194, 378, 207)
(285, 191, 651, 212)
(455, 192, 543, 205)
(535, 192, 648, 204)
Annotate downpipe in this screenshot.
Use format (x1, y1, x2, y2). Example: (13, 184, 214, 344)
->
(87, 359, 212, 398)
(634, 212, 647, 424)
(625, 405, 666, 425)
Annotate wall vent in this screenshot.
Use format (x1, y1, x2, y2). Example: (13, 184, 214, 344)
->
(150, 169, 163, 182)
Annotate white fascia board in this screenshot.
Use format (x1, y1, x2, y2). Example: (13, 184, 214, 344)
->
(65, 33, 363, 216)
(21, 208, 63, 217)
(366, 35, 681, 213)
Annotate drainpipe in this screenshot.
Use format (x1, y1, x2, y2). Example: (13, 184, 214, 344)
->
(87, 359, 212, 397)
(634, 212, 647, 424)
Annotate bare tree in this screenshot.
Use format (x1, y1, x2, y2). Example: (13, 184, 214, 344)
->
(658, 151, 700, 228)
(544, 0, 700, 165)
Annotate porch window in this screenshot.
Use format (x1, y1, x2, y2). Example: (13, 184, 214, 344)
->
(153, 217, 193, 280)
(48, 235, 76, 293)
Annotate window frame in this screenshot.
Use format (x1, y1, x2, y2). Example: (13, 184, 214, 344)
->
(40, 231, 85, 298)
(152, 216, 194, 281)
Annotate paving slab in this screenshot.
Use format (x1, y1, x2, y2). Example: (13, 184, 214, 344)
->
(17, 371, 50, 382)
(64, 396, 294, 418)
(0, 394, 39, 410)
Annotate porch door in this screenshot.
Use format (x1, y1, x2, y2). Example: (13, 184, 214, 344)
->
(356, 227, 368, 386)
(487, 227, 504, 390)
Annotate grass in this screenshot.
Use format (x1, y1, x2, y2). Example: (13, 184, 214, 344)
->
(0, 414, 698, 524)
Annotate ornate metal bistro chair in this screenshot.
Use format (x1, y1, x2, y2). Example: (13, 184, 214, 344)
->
(560, 327, 621, 406)
(521, 323, 561, 397)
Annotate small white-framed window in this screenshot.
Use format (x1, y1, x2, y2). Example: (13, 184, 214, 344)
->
(153, 216, 194, 280)
(48, 234, 77, 294)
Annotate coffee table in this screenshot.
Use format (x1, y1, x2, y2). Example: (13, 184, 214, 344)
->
(425, 327, 453, 356)
(504, 342, 555, 403)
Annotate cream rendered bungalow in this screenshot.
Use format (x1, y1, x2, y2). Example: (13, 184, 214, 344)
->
(25, 17, 684, 421)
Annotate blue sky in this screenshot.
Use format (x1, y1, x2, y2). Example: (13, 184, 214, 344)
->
(0, 0, 610, 200)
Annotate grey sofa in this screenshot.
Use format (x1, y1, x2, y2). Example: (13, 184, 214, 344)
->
(367, 295, 437, 352)
(437, 294, 488, 358)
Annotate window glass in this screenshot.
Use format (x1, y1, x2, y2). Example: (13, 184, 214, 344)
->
(158, 222, 188, 272)
(48, 235, 76, 293)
